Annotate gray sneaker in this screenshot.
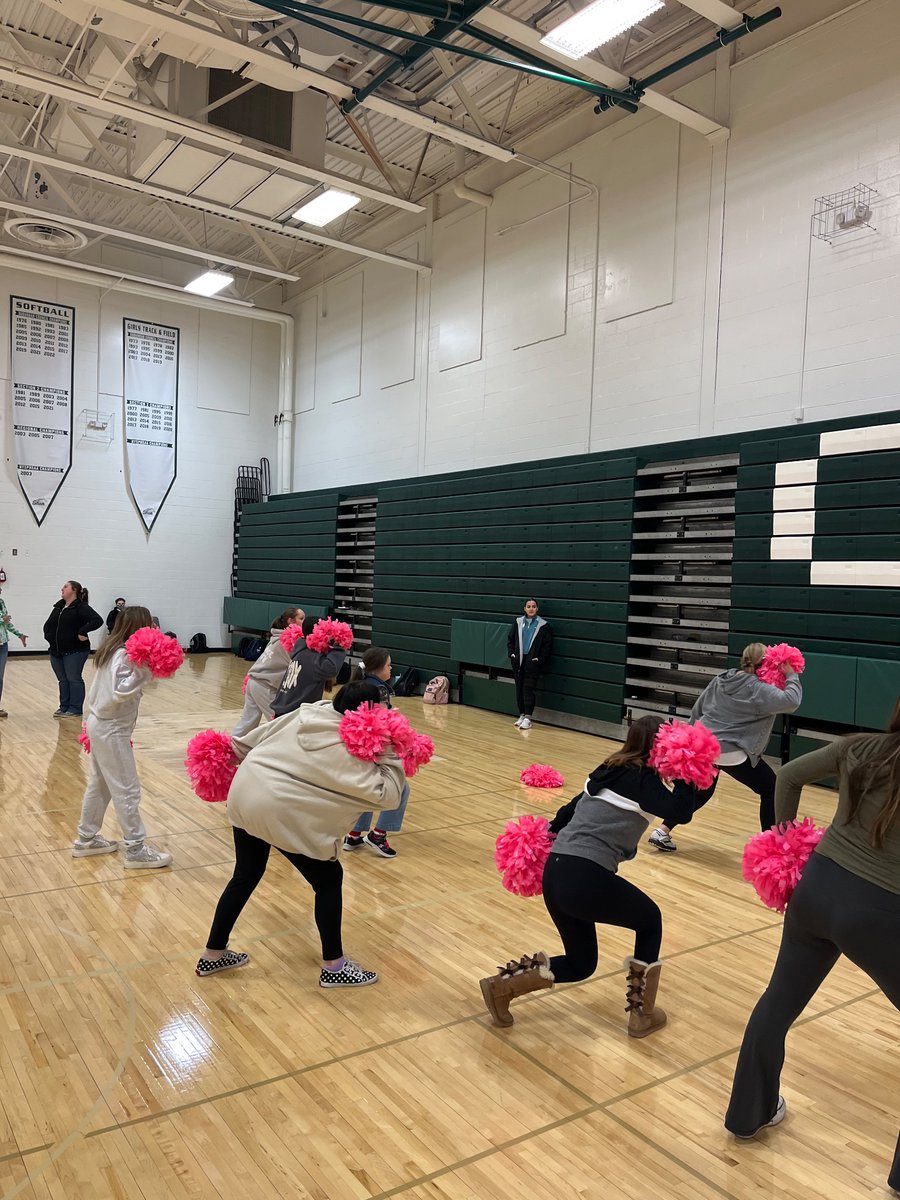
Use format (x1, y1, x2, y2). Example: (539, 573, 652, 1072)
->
(732, 1096, 787, 1138)
(124, 844, 172, 870)
(72, 835, 119, 858)
(648, 829, 678, 853)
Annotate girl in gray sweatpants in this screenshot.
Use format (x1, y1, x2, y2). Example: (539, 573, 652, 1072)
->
(232, 607, 304, 738)
(72, 606, 171, 870)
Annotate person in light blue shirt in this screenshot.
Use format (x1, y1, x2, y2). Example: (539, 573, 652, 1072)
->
(0, 586, 28, 718)
(507, 599, 553, 730)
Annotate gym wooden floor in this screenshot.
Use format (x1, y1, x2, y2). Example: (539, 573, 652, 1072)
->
(0, 654, 895, 1199)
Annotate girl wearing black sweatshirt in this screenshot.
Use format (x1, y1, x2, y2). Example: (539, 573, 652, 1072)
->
(480, 716, 696, 1035)
(43, 580, 103, 717)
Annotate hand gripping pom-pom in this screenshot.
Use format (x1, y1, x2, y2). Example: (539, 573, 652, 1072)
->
(757, 643, 806, 689)
(125, 627, 185, 679)
(495, 815, 554, 898)
(402, 733, 434, 778)
(279, 625, 304, 654)
(79, 723, 91, 754)
(649, 720, 720, 790)
(742, 818, 825, 913)
(185, 730, 239, 804)
(339, 703, 392, 761)
(305, 617, 353, 655)
(520, 763, 565, 789)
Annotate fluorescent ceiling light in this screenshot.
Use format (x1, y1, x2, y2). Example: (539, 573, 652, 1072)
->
(540, 0, 664, 60)
(184, 269, 234, 296)
(293, 189, 361, 226)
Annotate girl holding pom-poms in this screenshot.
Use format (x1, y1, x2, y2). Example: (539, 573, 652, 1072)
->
(196, 682, 405, 987)
(649, 642, 803, 853)
(726, 699, 900, 1191)
(231, 606, 304, 737)
(71, 607, 177, 869)
(480, 716, 700, 1036)
(342, 648, 410, 859)
(270, 614, 350, 718)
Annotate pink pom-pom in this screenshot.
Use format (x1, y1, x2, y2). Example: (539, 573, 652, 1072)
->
(339, 703, 392, 761)
(185, 730, 238, 804)
(742, 817, 825, 913)
(495, 815, 554, 898)
(241, 674, 249, 695)
(80, 723, 91, 754)
(280, 625, 304, 654)
(520, 763, 565, 789)
(757, 643, 806, 689)
(305, 618, 353, 655)
(649, 720, 720, 789)
(401, 732, 434, 778)
(125, 627, 184, 679)
(384, 708, 416, 755)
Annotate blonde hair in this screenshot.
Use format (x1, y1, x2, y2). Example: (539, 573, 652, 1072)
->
(94, 606, 152, 669)
(740, 643, 766, 673)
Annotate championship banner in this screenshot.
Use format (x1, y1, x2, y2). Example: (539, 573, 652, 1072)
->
(10, 296, 74, 525)
(123, 318, 179, 532)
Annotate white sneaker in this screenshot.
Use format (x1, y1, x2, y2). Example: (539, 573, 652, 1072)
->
(648, 828, 678, 853)
(513, 716, 524, 727)
(72, 835, 119, 858)
(733, 1096, 787, 1139)
(124, 844, 172, 870)
(519, 717, 532, 730)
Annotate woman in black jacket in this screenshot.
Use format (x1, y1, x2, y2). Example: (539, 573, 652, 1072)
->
(43, 580, 103, 717)
(507, 598, 553, 730)
(479, 716, 696, 1035)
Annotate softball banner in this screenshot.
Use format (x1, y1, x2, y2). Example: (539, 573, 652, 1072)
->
(123, 318, 179, 532)
(10, 295, 74, 525)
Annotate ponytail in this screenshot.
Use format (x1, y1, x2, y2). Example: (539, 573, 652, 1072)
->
(740, 642, 766, 673)
(66, 580, 88, 605)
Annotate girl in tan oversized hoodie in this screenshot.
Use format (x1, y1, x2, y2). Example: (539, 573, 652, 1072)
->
(197, 682, 405, 988)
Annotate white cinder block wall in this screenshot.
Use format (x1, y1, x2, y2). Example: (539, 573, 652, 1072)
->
(290, 0, 900, 490)
(0, 266, 280, 649)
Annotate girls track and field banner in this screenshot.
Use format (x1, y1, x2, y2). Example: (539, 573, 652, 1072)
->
(10, 295, 75, 525)
(123, 318, 179, 532)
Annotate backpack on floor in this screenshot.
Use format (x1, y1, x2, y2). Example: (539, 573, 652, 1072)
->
(188, 632, 209, 654)
(393, 666, 418, 697)
(423, 675, 449, 705)
(238, 636, 264, 662)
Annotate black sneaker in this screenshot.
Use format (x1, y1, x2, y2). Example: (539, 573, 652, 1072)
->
(365, 831, 397, 858)
(342, 834, 365, 852)
(319, 958, 378, 988)
(195, 949, 249, 977)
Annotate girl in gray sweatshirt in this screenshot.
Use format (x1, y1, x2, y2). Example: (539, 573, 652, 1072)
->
(649, 642, 802, 852)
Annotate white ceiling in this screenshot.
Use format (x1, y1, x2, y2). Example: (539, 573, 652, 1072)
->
(0, 0, 833, 302)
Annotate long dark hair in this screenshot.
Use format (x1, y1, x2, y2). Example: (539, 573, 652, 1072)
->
(94, 606, 152, 670)
(333, 680, 381, 714)
(350, 647, 390, 682)
(66, 579, 89, 605)
(602, 715, 664, 770)
(843, 698, 900, 850)
(271, 606, 302, 632)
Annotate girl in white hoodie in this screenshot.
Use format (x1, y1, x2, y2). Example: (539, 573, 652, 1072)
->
(197, 681, 405, 987)
(231, 606, 304, 737)
(72, 606, 171, 869)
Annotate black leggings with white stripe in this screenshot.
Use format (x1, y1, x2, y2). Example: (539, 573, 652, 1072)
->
(542, 853, 663, 978)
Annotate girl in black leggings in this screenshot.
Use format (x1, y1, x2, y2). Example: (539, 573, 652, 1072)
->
(480, 716, 696, 1036)
(725, 701, 900, 1191)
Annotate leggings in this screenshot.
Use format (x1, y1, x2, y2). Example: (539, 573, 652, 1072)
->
(515, 669, 540, 717)
(668, 757, 777, 833)
(207, 827, 344, 960)
(725, 853, 900, 1188)
(542, 853, 663, 980)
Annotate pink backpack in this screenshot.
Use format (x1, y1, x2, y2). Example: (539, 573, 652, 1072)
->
(423, 675, 449, 705)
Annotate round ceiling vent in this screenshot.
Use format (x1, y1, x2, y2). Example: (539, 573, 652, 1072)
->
(4, 218, 89, 251)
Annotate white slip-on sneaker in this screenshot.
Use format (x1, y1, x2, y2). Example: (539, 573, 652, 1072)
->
(72, 835, 119, 858)
(519, 717, 532, 730)
(124, 844, 172, 870)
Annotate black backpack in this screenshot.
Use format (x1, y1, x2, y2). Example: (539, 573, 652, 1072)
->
(393, 666, 418, 697)
(188, 632, 208, 654)
(236, 635, 263, 661)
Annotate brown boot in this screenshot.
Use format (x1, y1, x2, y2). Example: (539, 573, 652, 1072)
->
(624, 958, 667, 1038)
(480, 952, 554, 1028)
